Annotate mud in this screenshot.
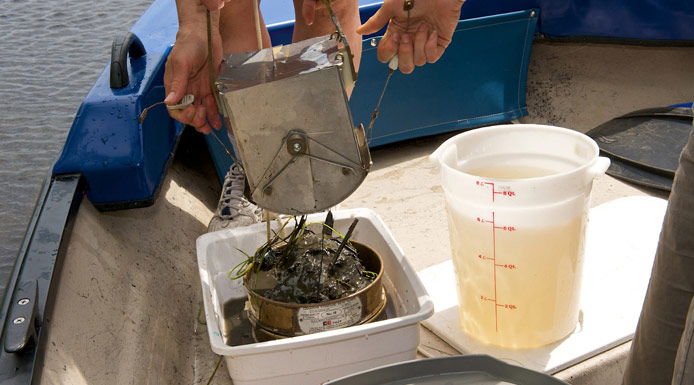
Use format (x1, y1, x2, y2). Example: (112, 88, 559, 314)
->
(245, 219, 376, 304)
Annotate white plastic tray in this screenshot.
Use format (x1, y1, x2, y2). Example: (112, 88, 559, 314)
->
(196, 208, 434, 385)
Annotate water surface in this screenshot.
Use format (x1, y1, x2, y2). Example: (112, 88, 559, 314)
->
(0, 0, 154, 300)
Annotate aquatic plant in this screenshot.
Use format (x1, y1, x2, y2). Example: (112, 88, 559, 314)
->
(229, 212, 378, 304)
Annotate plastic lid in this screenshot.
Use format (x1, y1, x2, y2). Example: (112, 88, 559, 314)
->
(324, 355, 569, 385)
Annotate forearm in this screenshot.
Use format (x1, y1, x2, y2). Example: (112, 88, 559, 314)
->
(175, 0, 220, 35)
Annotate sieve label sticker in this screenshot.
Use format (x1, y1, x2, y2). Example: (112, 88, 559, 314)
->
(297, 297, 362, 334)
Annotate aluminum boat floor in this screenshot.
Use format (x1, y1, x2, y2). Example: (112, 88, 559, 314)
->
(36, 41, 693, 385)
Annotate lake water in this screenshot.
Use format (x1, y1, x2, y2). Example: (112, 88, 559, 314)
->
(0, 0, 153, 301)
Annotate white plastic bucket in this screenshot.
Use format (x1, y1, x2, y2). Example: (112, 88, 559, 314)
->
(430, 124, 610, 349)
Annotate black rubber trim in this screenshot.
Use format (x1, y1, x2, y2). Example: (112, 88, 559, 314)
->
(0, 174, 84, 384)
(3, 281, 40, 354)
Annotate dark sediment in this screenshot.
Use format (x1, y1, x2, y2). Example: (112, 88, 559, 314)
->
(247, 224, 375, 304)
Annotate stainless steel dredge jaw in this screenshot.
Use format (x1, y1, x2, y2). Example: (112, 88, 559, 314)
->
(215, 35, 371, 215)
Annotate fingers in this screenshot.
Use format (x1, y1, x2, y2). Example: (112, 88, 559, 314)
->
(200, 0, 221, 11)
(302, 0, 317, 26)
(167, 104, 213, 134)
(168, 106, 195, 127)
(425, 30, 443, 63)
(356, 6, 391, 36)
(203, 93, 222, 130)
(376, 24, 441, 73)
(398, 33, 414, 74)
(376, 31, 399, 63)
(163, 52, 217, 133)
(413, 23, 428, 67)
(163, 59, 189, 109)
(199, 0, 228, 11)
(193, 105, 212, 134)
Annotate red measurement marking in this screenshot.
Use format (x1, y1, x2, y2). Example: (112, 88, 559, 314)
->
(492, 212, 498, 331)
(493, 225, 516, 232)
(475, 210, 521, 332)
(494, 189, 517, 201)
(476, 181, 516, 202)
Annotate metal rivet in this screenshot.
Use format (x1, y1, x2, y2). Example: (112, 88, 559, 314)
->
(292, 143, 303, 153)
(13, 317, 25, 325)
(17, 298, 29, 306)
(370, 38, 377, 47)
(530, 11, 536, 18)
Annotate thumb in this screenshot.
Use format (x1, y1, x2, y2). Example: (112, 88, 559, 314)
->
(356, 7, 390, 35)
(302, 0, 317, 26)
(199, 0, 223, 11)
(163, 66, 188, 106)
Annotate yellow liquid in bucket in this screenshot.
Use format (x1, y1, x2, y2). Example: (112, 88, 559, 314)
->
(465, 165, 557, 179)
(447, 166, 586, 349)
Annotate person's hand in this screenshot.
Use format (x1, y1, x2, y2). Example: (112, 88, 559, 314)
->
(163, 21, 223, 134)
(299, 0, 356, 27)
(301, 0, 321, 26)
(357, 0, 465, 74)
(199, 0, 230, 11)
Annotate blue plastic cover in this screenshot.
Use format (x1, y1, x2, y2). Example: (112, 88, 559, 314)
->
(463, 0, 693, 42)
(537, 0, 694, 42)
(206, 8, 538, 181)
(53, 0, 183, 209)
(263, 0, 694, 44)
(351, 9, 537, 147)
(54, 0, 693, 207)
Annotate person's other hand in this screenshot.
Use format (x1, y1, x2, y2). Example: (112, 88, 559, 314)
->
(299, 0, 355, 26)
(357, 0, 465, 74)
(301, 0, 320, 26)
(163, 22, 223, 134)
(199, 0, 230, 11)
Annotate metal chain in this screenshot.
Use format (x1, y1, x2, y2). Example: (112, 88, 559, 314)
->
(365, 0, 413, 143)
(404, 0, 414, 33)
(206, 9, 240, 166)
(322, 0, 358, 84)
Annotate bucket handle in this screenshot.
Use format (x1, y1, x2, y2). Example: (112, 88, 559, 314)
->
(429, 137, 453, 165)
(587, 156, 611, 181)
